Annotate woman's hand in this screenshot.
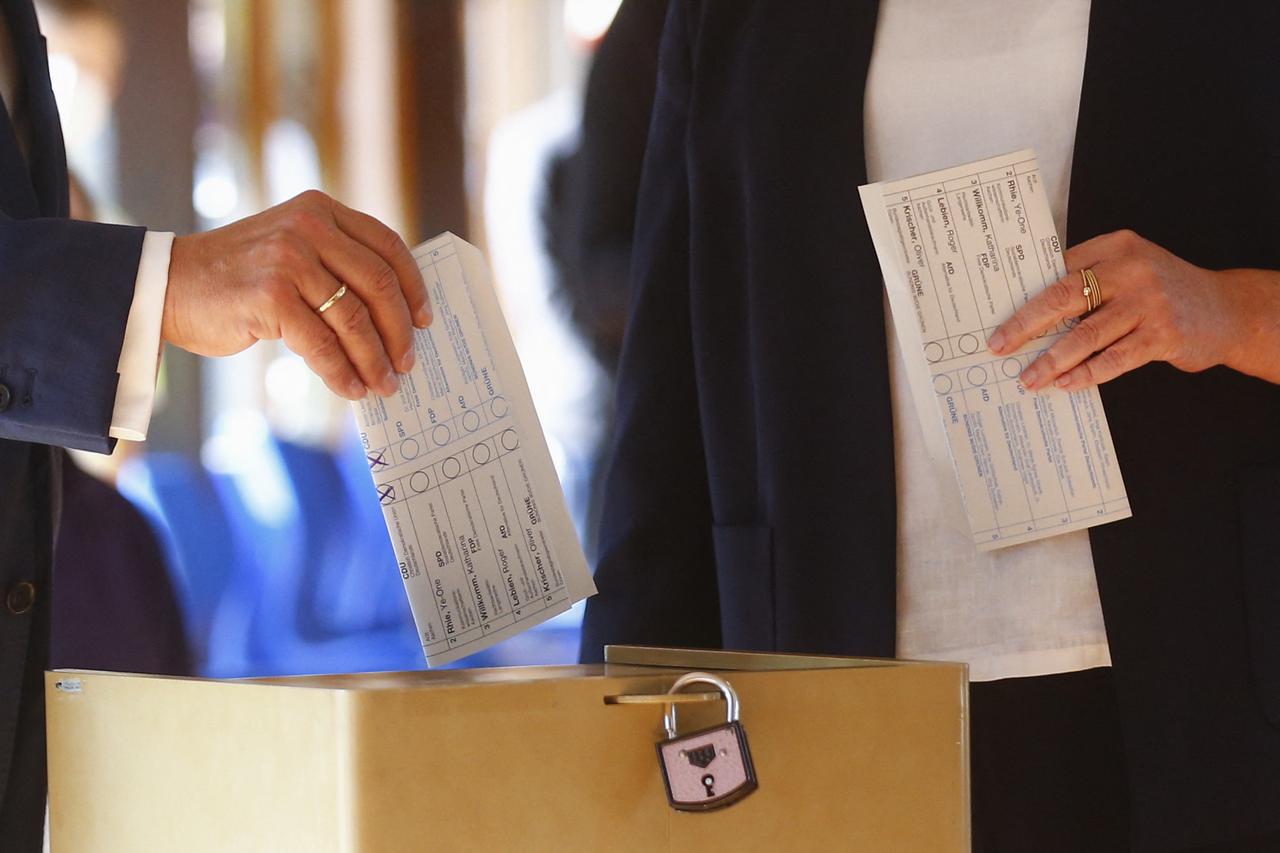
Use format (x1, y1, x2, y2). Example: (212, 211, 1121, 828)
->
(986, 229, 1280, 390)
(989, 230, 1234, 390)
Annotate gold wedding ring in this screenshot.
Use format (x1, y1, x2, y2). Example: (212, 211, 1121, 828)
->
(1081, 268, 1102, 314)
(316, 284, 348, 314)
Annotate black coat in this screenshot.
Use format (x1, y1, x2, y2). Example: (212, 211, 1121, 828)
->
(580, 4, 1280, 850)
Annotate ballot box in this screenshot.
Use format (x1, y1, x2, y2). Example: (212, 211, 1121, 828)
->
(46, 647, 968, 852)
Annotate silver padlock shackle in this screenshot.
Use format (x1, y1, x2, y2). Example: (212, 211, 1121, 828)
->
(663, 672, 740, 740)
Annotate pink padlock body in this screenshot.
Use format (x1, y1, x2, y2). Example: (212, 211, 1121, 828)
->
(659, 724, 751, 807)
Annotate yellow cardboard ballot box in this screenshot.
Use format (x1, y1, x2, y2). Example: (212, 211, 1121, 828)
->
(46, 647, 968, 852)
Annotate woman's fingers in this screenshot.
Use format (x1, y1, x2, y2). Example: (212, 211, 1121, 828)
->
(1061, 230, 1130, 273)
(1019, 300, 1139, 390)
(988, 270, 1092, 355)
(1051, 329, 1156, 392)
(989, 232, 1151, 356)
(985, 230, 1182, 391)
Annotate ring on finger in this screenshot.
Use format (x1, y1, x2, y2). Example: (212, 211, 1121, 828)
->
(1080, 268, 1099, 313)
(316, 284, 348, 314)
(1080, 268, 1103, 314)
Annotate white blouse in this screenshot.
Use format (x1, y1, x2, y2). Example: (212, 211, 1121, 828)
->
(864, 0, 1111, 681)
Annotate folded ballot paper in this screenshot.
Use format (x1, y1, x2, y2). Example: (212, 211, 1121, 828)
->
(860, 150, 1131, 551)
(351, 233, 595, 666)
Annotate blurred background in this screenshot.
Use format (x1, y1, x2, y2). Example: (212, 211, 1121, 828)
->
(44, 0, 651, 678)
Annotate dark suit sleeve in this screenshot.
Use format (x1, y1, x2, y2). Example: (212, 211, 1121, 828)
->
(0, 214, 145, 453)
(579, 3, 722, 662)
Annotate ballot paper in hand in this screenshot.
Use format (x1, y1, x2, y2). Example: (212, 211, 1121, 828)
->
(860, 150, 1131, 551)
(351, 233, 596, 666)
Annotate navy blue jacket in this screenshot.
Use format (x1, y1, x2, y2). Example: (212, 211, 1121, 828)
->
(0, 0, 143, 846)
(580, 4, 1280, 850)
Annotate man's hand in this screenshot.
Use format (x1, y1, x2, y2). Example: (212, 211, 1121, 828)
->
(163, 190, 432, 400)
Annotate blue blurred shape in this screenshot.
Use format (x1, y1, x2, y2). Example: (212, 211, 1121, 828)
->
(118, 415, 584, 678)
(203, 414, 422, 677)
(116, 452, 245, 672)
(295, 431, 415, 635)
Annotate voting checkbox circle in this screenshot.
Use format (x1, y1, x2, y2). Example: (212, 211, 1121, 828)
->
(442, 457, 462, 480)
(462, 410, 481, 432)
(401, 438, 420, 460)
(490, 396, 508, 418)
(501, 429, 519, 452)
(472, 443, 491, 465)
(410, 471, 431, 494)
(1002, 357, 1024, 379)
(924, 341, 945, 363)
(933, 374, 954, 395)
(432, 424, 451, 446)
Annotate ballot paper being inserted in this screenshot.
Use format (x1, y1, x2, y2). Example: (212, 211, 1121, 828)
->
(860, 150, 1130, 551)
(352, 233, 595, 666)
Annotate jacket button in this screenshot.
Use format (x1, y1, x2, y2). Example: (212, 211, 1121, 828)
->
(0, 383, 10, 412)
(6, 582, 36, 615)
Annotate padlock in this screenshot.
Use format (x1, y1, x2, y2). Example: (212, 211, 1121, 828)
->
(656, 672, 758, 811)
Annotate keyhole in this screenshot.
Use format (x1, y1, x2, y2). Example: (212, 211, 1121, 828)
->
(701, 774, 716, 797)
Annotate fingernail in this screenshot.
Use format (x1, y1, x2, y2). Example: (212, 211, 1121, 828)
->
(382, 370, 399, 395)
(1054, 375, 1072, 389)
(1021, 365, 1042, 388)
(398, 349, 415, 373)
(414, 305, 433, 328)
(988, 331, 1007, 353)
(347, 379, 367, 399)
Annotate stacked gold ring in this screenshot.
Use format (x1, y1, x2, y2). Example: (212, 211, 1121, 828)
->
(1081, 268, 1102, 313)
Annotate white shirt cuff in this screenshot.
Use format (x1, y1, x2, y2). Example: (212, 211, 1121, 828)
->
(109, 231, 174, 442)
